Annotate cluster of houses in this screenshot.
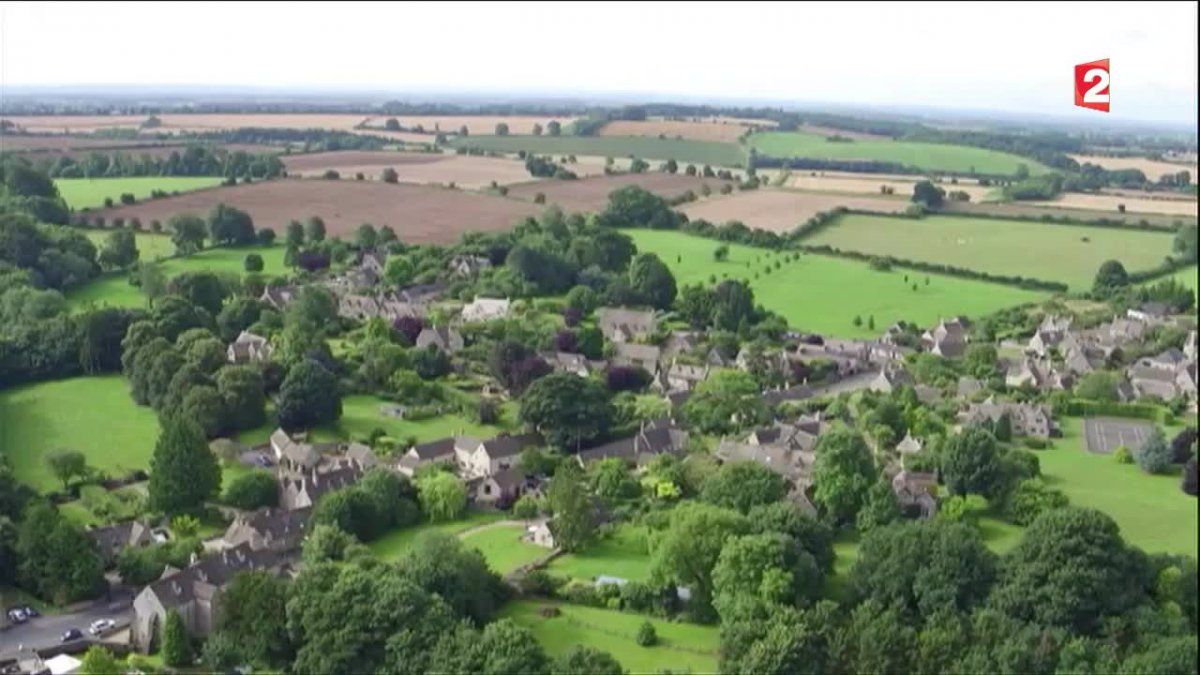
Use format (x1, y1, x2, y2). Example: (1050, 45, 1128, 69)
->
(1006, 309, 1197, 405)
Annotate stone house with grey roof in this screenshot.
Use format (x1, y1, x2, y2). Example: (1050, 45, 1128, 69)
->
(596, 307, 657, 342)
(222, 507, 311, 553)
(575, 421, 688, 468)
(88, 520, 154, 564)
(416, 326, 464, 354)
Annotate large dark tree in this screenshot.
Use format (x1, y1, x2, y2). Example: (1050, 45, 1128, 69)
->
(277, 360, 342, 431)
(1093, 259, 1129, 295)
(207, 203, 256, 245)
(849, 519, 997, 620)
(16, 502, 104, 604)
(396, 532, 506, 625)
(547, 461, 596, 552)
(989, 506, 1150, 634)
(628, 252, 677, 310)
(701, 461, 789, 514)
(941, 427, 1004, 498)
(148, 414, 221, 514)
(811, 428, 876, 525)
(519, 372, 612, 450)
(214, 571, 292, 666)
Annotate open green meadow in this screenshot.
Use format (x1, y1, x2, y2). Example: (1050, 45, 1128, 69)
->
(332, 394, 511, 443)
(802, 213, 1176, 290)
(499, 600, 721, 674)
(84, 230, 177, 260)
(459, 522, 548, 574)
(547, 524, 653, 582)
(368, 510, 507, 561)
(66, 242, 287, 310)
(1039, 417, 1197, 557)
(625, 228, 1045, 337)
(0, 376, 159, 491)
(450, 134, 745, 167)
(55, 176, 225, 210)
(747, 131, 1048, 176)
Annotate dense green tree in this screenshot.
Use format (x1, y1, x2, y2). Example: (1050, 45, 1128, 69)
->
(288, 563, 456, 675)
(912, 180, 946, 208)
(855, 477, 902, 532)
(78, 647, 122, 675)
(747, 501, 836, 573)
(844, 600, 918, 674)
(302, 523, 360, 564)
(45, 449, 87, 492)
(207, 203, 256, 245)
(519, 372, 612, 450)
(277, 360, 342, 431)
(162, 608, 193, 666)
(1004, 477, 1068, 525)
(397, 531, 506, 624)
(990, 506, 1150, 633)
(588, 457, 642, 502)
(1093, 259, 1130, 295)
(595, 185, 682, 230)
(222, 470, 278, 510)
(429, 619, 550, 675)
(701, 461, 789, 514)
(942, 427, 1004, 497)
(98, 228, 138, 270)
(416, 471, 467, 522)
(214, 571, 291, 666)
(651, 501, 750, 620)
(552, 646, 624, 674)
(628, 252, 677, 310)
(358, 468, 419, 529)
(547, 461, 596, 552)
(148, 414, 221, 514)
(682, 370, 768, 435)
(16, 502, 104, 604)
(1133, 428, 1172, 474)
(216, 365, 267, 430)
(356, 223, 378, 250)
(713, 532, 822, 619)
(244, 253, 264, 272)
(811, 428, 875, 525)
(312, 487, 384, 541)
(849, 519, 997, 619)
(304, 216, 327, 243)
(168, 213, 207, 255)
(1075, 371, 1121, 402)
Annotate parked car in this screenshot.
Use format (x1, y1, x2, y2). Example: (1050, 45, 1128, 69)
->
(21, 606, 39, 618)
(6, 608, 28, 624)
(61, 627, 83, 642)
(88, 618, 115, 635)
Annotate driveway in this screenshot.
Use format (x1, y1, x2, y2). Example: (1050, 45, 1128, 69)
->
(0, 589, 135, 657)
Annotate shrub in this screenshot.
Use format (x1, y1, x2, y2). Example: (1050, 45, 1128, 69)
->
(636, 621, 658, 647)
(223, 470, 279, 510)
(1133, 429, 1172, 474)
(1114, 446, 1133, 464)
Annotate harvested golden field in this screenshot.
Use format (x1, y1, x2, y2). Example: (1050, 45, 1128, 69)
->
(679, 189, 905, 232)
(1069, 154, 1198, 180)
(598, 119, 750, 142)
(281, 151, 536, 188)
(941, 201, 1192, 228)
(1029, 193, 1198, 217)
(786, 172, 994, 202)
(360, 115, 576, 136)
(505, 173, 729, 213)
(91, 179, 539, 244)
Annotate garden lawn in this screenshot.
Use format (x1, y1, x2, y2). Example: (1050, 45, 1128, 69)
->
(84, 230, 177, 261)
(625, 228, 1045, 338)
(500, 600, 721, 674)
(66, 243, 287, 310)
(329, 394, 511, 443)
(547, 524, 653, 582)
(0, 376, 159, 492)
(747, 131, 1048, 176)
(368, 510, 507, 561)
(450, 135, 745, 167)
(803, 213, 1175, 290)
(460, 522, 547, 574)
(55, 176, 224, 210)
(1038, 417, 1197, 557)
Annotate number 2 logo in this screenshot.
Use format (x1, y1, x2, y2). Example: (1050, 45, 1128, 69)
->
(1075, 59, 1110, 112)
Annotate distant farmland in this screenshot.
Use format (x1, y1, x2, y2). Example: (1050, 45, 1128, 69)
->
(92, 178, 539, 243)
(802, 213, 1176, 289)
(598, 118, 752, 142)
(626, 228, 1046, 338)
(679, 188, 906, 232)
(56, 176, 225, 209)
(281, 151, 535, 187)
(748, 131, 1048, 176)
(506, 173, 730, 213)
(449, 134, 746, 166)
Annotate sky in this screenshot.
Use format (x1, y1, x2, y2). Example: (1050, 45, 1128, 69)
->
(1, 1, 1197, 126)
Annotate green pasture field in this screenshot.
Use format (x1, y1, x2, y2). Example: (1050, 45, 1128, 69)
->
(802, 213, 1175, 290)
(1039, 417, 1196, 557)
(67, 239, 287, 310)
(459, 522, 548, 574)
(499, 600, 721, 674)
(449, 134, 745, 167)
(546, 523, 653, 582)
(0, 376, 160, 492)
(368, 510, 507, 561)
(747, 131, 1049, 176)
(625, 228, 1045, 338)
(55, 176, 224, 209)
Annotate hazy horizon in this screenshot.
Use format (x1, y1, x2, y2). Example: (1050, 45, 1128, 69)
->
(1, 1, 1197, 128)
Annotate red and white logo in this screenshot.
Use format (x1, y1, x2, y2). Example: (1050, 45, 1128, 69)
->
(1075, 59, 1110, 112)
